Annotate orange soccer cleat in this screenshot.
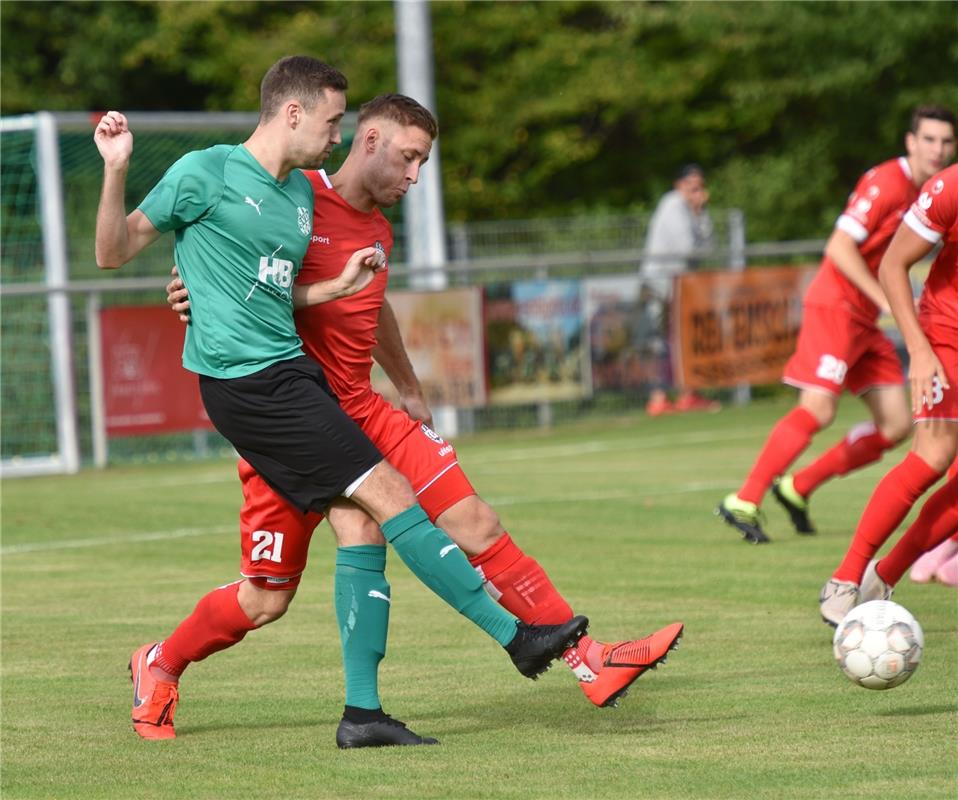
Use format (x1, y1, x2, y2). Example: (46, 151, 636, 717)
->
(129, 642, 179, 740)
(674, 392, 721, 414)
(578, 622, 684, 708)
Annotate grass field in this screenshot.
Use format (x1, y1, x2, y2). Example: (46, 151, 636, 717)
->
(2, 397, 956, 799)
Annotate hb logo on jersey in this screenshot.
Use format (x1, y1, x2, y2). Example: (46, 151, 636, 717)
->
(259, 256, 293, 288)
(253, 245, 294, 301)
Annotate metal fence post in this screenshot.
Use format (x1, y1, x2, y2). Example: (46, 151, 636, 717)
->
(37, 111, 80, 472)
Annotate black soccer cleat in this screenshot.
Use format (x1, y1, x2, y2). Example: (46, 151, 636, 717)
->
(716, 493, 770, 544)
(505, 615, 590, 679)
(336, 715, 439, 749)
(771, 477, 816, 534)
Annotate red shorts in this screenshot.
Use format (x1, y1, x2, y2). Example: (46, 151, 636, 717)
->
(914, 327, 958, 424)
(783, 304, 903, 396)
(236, 396, 476, 589)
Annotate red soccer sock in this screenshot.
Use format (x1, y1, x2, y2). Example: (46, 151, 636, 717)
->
(792, 422, 894, 498)
(833, 452, 942, 583)
(152, 581, 258, 680)
(468, 533, 574, 624)
(468, 533, 602, 676)
(738, 407, 821, 505)
(876, 477, 958, 586)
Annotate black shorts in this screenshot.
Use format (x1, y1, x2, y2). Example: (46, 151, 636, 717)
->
(199, 356, 382, 513)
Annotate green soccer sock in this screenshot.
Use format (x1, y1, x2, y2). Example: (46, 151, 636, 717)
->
(334, 545, 390, 711)
(381, 504, 518, 647)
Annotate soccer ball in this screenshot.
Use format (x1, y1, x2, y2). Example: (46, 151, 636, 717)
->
(832, 600, 924, 690)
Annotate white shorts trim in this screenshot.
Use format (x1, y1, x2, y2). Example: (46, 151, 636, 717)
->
(343, 465, 377, 498)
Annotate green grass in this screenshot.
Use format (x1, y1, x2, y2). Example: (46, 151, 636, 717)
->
(2, 397, 956, 799)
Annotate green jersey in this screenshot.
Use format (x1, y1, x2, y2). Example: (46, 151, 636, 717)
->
(138, 144, 313, 378)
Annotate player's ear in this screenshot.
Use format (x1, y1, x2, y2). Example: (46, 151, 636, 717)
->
(286, 101, 304, 129)
(904, 131, 917, 157)
(363, 127, 380, 153)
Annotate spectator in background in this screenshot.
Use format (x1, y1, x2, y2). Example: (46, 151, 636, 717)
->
(639, 163, 720, 416)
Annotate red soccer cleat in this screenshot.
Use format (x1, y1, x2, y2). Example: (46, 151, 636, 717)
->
(645, 397, 676, 417)
(129, 642, 179, 740)
(674, 392, 721, 413)
(578, 622, 684, 708)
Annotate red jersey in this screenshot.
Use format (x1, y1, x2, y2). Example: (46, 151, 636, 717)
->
(904, 163, 958, 334)
(294, 170, 393, 419)
(805, 157, 918, 323)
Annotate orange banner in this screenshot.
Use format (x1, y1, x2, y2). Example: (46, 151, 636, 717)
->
(672, 266, 817, 389)
(371, 287, 487, 408)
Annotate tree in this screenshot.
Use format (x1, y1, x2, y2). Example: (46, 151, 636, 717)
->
(2, 1, 956, 241)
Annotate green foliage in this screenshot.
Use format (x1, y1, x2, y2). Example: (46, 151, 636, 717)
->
(2, 1, 957, 240)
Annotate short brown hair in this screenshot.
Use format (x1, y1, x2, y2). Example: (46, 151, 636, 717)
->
(910, 104, 956, 134)
(259, 56, 348, 122)
(357, 93, 438, 139)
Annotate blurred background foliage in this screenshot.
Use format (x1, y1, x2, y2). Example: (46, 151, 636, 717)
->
(3, 0, 956, 241)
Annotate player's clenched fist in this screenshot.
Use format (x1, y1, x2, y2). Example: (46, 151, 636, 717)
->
(94, 111, 133, 167)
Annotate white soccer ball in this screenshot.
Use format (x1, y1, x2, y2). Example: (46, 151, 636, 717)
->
(833, 600, 924, 690)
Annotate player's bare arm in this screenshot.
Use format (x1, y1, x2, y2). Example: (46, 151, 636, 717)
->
(825, 228, 891, 313)
(291, 246, 385, 308)
(94, 111, 161, 268)
(371, 297, 433, 426)
(878, 224, 949, 414)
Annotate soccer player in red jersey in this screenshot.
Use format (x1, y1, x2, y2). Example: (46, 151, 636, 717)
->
(820, 163, 958, 625)
(168, 94, 682, 745)
(717, 106, 956, 543)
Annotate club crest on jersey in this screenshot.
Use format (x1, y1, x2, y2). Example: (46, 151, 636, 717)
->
(420, 423, 444, 444)
(374, 240, 387, 267)
(297, 207, 310, 236)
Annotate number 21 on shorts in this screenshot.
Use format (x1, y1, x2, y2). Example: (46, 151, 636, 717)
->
(251, 530, 285, 563)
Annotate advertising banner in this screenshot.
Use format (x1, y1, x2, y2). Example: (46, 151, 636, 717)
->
(99, 306, 212, 436)
(672, 266, 817, 388)
(485, 279, 588, 404)
(370, 287, 487, 408)
(582, 274, 666, 392)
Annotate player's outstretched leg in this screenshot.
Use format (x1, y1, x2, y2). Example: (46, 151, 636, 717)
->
(466, 531, 682, 705)
(336, 711, 439, 749)
(572, 623, 684, 708)
(129, 643, 179, 740)
(771, 475, 816, 534)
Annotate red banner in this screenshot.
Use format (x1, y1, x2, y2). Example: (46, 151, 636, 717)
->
(99, 306, 212, 436)
(672, 266, 817, 389)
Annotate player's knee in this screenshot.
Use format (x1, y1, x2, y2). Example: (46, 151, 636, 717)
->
(879, 417, 911, 445)
(239, 581, 297, 626)
(800, 394, 836, 428)
(471, 500, 503, 547)
(437, 497, 504, 555)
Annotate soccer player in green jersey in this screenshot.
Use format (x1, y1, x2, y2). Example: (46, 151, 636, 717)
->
(95, 55, 587, 745)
